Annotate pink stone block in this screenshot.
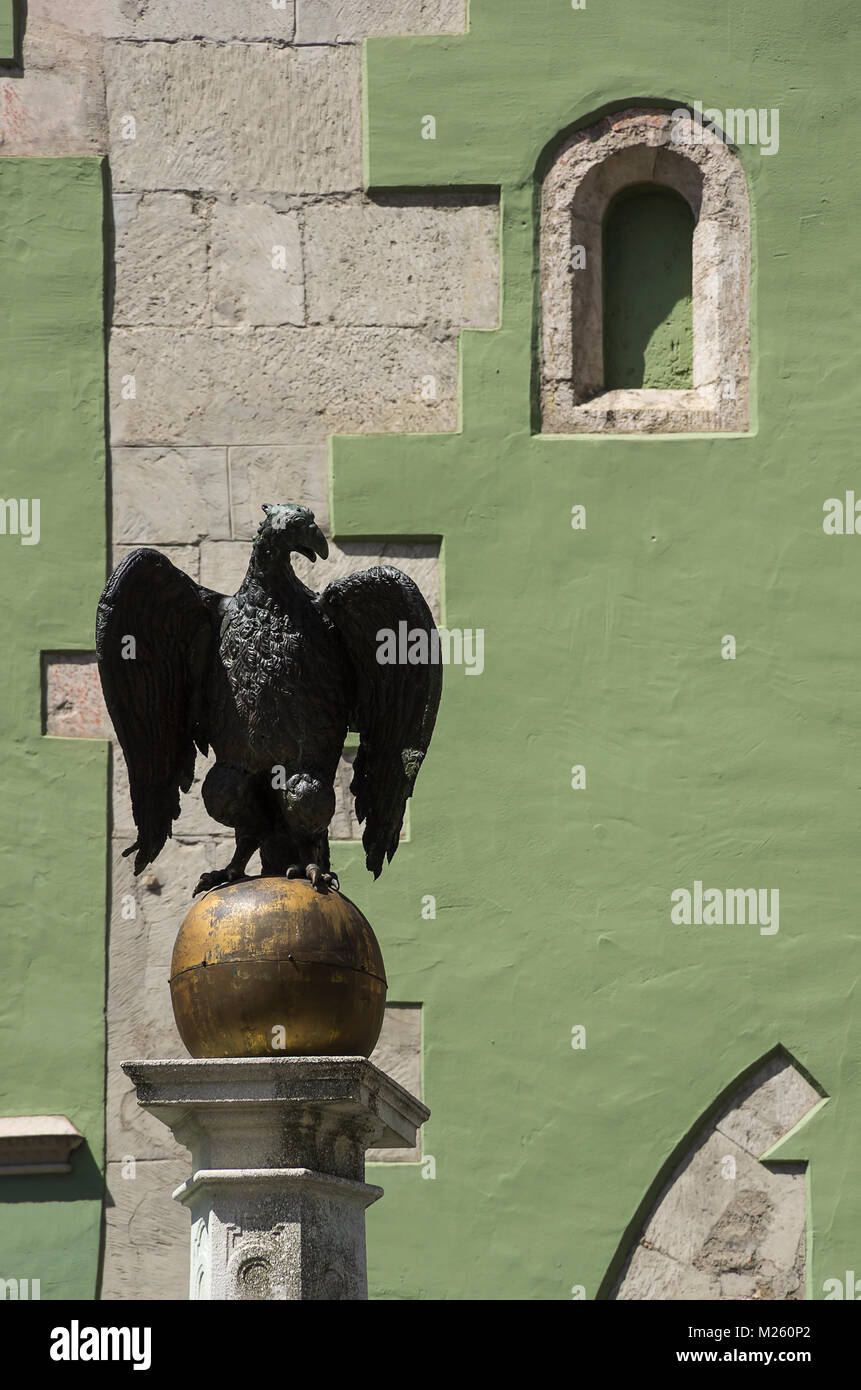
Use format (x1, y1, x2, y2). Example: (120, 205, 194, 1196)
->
(44, 653, 111, 740)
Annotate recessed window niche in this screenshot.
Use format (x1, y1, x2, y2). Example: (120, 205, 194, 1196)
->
(540, 108, 750, 434)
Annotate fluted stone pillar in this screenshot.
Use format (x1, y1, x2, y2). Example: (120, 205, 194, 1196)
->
(122, 1057, 429, 1301)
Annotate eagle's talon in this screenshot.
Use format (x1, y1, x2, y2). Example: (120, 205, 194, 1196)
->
(284, 862, 339, 892)
(192, 866, 249, 897)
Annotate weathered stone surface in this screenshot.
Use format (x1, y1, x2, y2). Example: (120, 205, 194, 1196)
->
(297, 539, 442, 621)
(211, 200, 303, 326)
(112, 743, 214, 839)
(304, 196, 499, 329)
(104, 42, 362, 194)
(613, 1057, 818, 1300)
(107, 837, 234, 1164)
(636, 1130, 803, 1271)
(0, 1115, 84, 1178)
(201, 538, 442, 620)
(121, 1058, 429, 1299)
(0, 68, 106, 156)
(295, 0, 467, 42)
(113, 706, 360, 843)
(112, 447, 230, 542)
(614, 1244, 721, 1301)
(102, 1158, 191, 1302)
(111, 329, 458, 444)
(101, 0, 296, 41)
(204, 536, 441, 616)
(24, 1, 107, 70)
(43, 654, 110, 740)
(230, 445, 330, 537)
(330, 750, 361, 842)
(368, 1005, 422, 1162)
(113, 193, 210, 326)
(540, 107, 750, 434)
(198, 541, 252, 595)
(200, 536, 440, 619)
(113, 543, 201, 582)
(715, 1056, 821, 1160)
(110, 835, 229, 966)
(0, 3, 107, 156)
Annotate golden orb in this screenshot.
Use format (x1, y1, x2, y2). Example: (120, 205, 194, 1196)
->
(169, 877, 387, 1058)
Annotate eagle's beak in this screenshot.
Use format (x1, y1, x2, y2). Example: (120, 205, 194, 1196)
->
(297, 524, 329, 564)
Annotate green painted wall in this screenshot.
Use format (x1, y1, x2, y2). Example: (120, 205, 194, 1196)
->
(0, 0, 13, 62)
(323, 0, 860, 1299)
(603, 187, 693, 390)
(0, 159, 107, 1298)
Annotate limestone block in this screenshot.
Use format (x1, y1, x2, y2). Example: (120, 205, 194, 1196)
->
(110, 836, 229, 967)
(293, 540, 441, 623)
(112, 447, 230, 543)
(24, 1, 107, 70)
(101, 0, 295, 41)
(108, 1044, 189, 1165)
(200, 536, 441, 629)
(304, 196, 499, 329)
(330, 751, 360, 842)
(295, 0, 467, 42)
(694, 1183, 805, 1299)
(113, 194, 209, 327)
(230, 445, 330, 537)
(639, 1130, 802, 1270)
(102, 1158, 191, 1301)
(111, 751, 135, 838)
(200, 537, 427, 615)
(613, 1055, 817, 1300)
(368, 1005, 422, 1162)
(3, 3, 107, 157)
(615, 1244, 721, 1301)
(0, 68, 106, 156)
(110, 328, 458, 444)
(107, 838, 233, 1164)
(210, 201, 303, 326)
(113, 543, 201, 583)
(113, 743, 224, 843)
(112, 686, 358, 843)
(104, 42, 361, 194)
(715, 1055, 821, 1159)
(0, 1115, 84, 1178)
(199, 541, 249, 596)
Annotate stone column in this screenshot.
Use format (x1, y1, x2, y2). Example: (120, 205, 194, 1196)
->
(122, 1057, 429, 1301)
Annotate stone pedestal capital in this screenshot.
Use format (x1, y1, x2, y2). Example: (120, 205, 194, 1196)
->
(122, 1056, 429, 1300)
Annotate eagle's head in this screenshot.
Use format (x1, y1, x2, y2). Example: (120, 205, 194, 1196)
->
(255, 503, 329, 569)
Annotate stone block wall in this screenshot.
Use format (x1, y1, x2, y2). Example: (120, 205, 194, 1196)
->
(3, 0, 490, 1299)
(102, 0, 486, 1299)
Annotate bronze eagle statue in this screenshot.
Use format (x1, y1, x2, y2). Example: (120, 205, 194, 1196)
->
(96, 504, 441, 896)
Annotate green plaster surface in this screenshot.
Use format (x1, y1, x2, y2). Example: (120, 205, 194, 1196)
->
(603, 187, 693, 390)
(329, 0, 860, 1299)
(0, 1, 12, 61)
(0, 159, 106, 1298)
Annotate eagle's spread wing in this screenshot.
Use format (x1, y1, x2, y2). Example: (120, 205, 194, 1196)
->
(318, 566, 442, 877)
(96, 548, 223, 874)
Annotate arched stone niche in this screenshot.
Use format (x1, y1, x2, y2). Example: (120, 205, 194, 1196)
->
(540, 107, 751, 434)
(607, 1051, 821, 1300)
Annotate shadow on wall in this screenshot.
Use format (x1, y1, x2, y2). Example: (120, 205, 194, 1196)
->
(602, 183, 694, 391)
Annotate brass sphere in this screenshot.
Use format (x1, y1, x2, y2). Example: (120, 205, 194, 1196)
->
(169, 877, 387, 1058)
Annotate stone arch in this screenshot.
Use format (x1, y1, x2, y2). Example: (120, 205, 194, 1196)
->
(539, 106, 751, 434)
(603, 1048, 824, 1300)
